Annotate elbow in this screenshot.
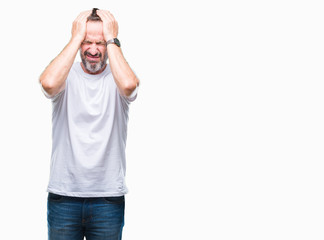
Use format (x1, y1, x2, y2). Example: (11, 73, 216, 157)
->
(39, 75, 56, 97)
(123, 77, 139, 97)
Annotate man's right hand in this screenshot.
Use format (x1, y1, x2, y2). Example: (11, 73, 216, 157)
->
(40, 10, 91, 98)
(71, 11, 91, 43)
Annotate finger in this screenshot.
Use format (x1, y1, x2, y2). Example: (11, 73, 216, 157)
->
(106, 11, 116, 21)
(80, 10, 92, 22)
(75, 11, 89, 21)
(97, 10, 114, 22)
(75, 10, 91, 23)
(96, 10, 107, 20)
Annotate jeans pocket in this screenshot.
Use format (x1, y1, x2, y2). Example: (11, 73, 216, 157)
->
(103, 196, 125, 204)
(48, 193, 64, 202)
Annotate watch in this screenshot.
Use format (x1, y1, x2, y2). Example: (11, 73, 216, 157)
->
(106, 38, 121, 47)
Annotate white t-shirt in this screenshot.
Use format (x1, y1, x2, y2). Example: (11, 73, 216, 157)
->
(41, 62, 137, 197)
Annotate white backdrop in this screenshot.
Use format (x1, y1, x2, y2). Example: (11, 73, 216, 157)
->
(0, 0, 323, 239)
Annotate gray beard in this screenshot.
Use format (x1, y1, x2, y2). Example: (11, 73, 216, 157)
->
(80, 50, 108, 73)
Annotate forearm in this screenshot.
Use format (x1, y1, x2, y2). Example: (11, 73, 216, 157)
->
(107, 44, 139, 97)
(39, 37, 81, 97)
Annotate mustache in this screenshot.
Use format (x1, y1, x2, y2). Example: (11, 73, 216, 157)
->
(84, 51, 102, 58)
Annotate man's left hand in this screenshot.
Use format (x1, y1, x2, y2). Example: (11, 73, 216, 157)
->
(97, 10, 119, 41)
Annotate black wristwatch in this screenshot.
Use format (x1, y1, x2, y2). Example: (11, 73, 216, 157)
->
(106, 38, 121, 47)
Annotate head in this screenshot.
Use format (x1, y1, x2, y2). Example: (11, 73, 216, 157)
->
(80, 8, 108, 74)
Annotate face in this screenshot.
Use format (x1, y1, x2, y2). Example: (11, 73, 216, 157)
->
(80, 21, 108, 74)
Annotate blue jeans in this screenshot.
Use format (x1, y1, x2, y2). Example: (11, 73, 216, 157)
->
(47, 193, 125, 240)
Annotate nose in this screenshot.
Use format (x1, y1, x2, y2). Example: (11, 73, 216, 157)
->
(88, 46, 99, 55)
(85, 42, 100, 55)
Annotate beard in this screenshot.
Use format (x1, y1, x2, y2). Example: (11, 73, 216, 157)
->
(80, 50, 108, 73)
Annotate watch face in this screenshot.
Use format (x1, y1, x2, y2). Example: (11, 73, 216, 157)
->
(114, 38, 121, 47)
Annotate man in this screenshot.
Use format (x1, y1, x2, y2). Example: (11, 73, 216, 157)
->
(39, 8, 139, 240)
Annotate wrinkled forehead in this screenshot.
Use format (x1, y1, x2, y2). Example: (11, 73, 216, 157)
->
(85, 21, 105, 42)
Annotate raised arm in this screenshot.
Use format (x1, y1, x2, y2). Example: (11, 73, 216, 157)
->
(39, 11, 91, 98)
(97, 10, 140, 97)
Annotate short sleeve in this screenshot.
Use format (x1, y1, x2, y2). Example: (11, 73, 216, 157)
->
(121, 84, 139, 104)
(121, 68, 139, 103)
(39, 82, 65, 102)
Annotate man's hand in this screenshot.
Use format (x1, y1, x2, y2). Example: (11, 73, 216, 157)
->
(97, 10, 119, 41)
(71, 11, 91, 43)
(96, 10, 139, 97)
(40, 10, 91, 98)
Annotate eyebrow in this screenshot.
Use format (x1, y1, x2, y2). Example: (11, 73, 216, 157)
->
(82, 40, 106, 45)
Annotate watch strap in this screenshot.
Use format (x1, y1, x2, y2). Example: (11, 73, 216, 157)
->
(106, 38, 120, 47)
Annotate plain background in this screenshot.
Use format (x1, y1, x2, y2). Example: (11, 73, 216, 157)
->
(0, 0, 323, 239)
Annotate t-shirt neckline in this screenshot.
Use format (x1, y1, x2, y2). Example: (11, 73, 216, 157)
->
(76, 62, 111, 79)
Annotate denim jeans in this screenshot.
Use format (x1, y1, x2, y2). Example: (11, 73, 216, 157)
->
(47, 193, 125, 240)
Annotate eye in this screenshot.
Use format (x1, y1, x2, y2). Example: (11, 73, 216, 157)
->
(82, 41, 92, 45)
(96, 41, 106, 46)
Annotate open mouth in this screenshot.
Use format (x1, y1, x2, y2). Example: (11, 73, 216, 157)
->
(85, 52, 101, 62)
